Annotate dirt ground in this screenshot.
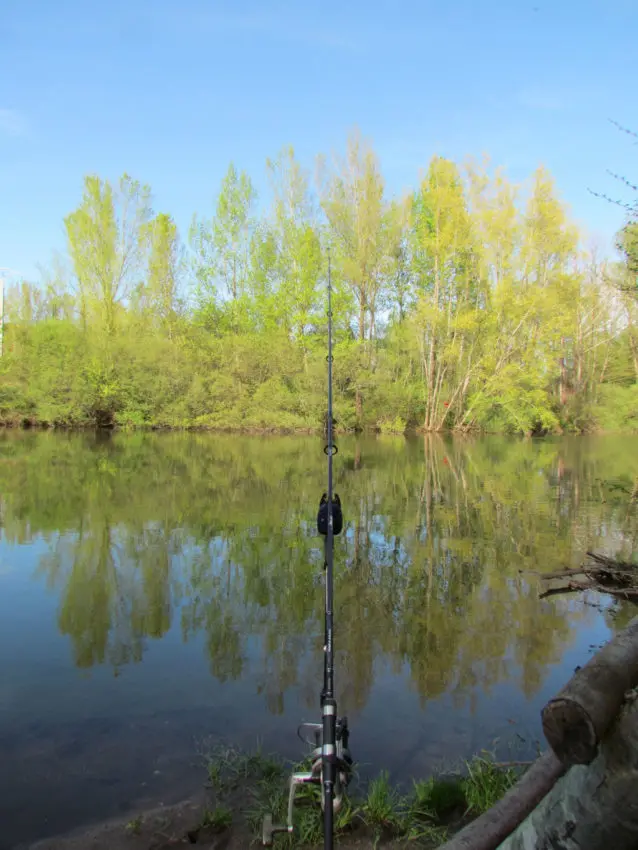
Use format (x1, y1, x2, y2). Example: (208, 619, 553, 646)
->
(15, 792, 426, 850)
(18, 791, 242, 850)
(16, 789, 411, 850)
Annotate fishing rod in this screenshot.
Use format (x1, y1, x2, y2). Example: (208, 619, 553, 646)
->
(262, 251, 353, 849)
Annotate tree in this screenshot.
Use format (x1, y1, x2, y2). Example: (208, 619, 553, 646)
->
(190, 163, 256, 304)
(135, 212, 182, 335)
(64, 173, 153, 335)
(320, 129, 395, 423)
(410, 156, 479, 430)
(265, 146, 323, 349)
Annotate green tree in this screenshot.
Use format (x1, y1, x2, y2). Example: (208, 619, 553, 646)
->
(410, 156, 479, 430)
(135, 212, 182, 335)
(64, 174, 153, 335)
(320, 129, 396, 424)
(190, 163, 256, 304)
(266, 146, 323, 351)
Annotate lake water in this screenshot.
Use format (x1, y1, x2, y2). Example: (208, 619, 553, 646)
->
(1, 431, 637, 849)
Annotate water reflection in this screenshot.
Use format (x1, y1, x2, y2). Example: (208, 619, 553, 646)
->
(1, 431, 636, 713)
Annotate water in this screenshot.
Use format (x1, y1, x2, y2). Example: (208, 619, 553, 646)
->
(1, 431, 637, 848)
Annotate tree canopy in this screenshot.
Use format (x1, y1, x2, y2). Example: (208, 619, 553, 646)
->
(1, 130, 636, 435)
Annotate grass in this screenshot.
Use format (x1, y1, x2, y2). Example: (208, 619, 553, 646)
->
(194, 740, 521, 848)
(125, 816, 142, 835)
(461, 754, 518, 815)
(410, 776, 467, 820)
(361, 770, 405, 831)
(199, 739, 285, 793)
(201, 804, 233, 831)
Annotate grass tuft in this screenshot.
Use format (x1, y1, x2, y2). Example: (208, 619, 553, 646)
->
(361, 770, 407, 847)
(410, 776, 467, 820)
(200, 740, 284, 793)
(197, 740, 520, 847)
(201, 804, 233, 832)
(461, 754, 517, 815)
(125, 816, 142, 835)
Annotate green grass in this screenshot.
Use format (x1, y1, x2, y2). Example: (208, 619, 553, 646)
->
(410, 776, 466, 820)
(201, 804, 233, 831)
(125, 815, 142, 835)
(361, 771, 405, 831)
(199, 740, 285, 792)
(360, 770, 409, 848)
(461, 754, 517, 815)
(196, 741, 520, 847)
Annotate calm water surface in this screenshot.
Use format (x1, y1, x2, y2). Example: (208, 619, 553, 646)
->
(1, 432, 637, 848)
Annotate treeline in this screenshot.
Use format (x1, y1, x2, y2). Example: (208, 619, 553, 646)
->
(2, 130, 637, 434)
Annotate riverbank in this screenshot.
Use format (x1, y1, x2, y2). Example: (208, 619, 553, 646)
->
(20, 747, 521, 850)
(0, 417, 629, 436)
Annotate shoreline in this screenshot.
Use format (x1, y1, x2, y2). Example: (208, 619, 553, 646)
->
(0, 420, 634, 437)
(16, 747, 523, 850)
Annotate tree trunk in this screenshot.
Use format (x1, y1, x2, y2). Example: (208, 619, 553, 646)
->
(440, 615, 638, 850)
(629, 329, 638, 382)
(498, 698, 638, 850)
(437, 752, 564, 850)
(541, 616, 638, 766)
(356, 291, 365, 425)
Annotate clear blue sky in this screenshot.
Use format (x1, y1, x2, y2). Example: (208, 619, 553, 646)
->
(1, 0, 636, 282)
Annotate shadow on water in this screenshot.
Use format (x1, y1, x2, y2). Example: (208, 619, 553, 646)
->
(0, 431, 637, 847)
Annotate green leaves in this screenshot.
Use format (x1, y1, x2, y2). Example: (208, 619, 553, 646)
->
(190, 163, 256, 305)
(64, 174, 153, 335)
(2, 132, 635, 434)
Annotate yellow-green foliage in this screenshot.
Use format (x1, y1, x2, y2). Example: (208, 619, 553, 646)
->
(2, 132, 635, 434)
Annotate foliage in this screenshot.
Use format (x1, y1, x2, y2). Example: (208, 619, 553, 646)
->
(1, 130, 636, 434)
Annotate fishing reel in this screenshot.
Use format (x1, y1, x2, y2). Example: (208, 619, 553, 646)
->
(262, 717, 353, 845)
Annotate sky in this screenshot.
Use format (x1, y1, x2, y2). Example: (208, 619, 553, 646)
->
(0, 0, 636, 282)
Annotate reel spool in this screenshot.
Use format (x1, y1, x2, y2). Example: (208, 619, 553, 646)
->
(262, 718, 353, 845)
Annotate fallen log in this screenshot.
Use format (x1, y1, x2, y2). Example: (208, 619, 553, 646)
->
(539, 581, 592, 600)
(539, 582, 638, 602)
(435, 752, 564, 850)
(592, 584, 638, 601)
(542, 615, 638, 766)
(586, 551, 637, 571)
(526, 567, 589, 581)
(498, 697, 638, 850)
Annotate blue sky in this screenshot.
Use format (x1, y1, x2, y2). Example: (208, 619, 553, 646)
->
(1, 0, 636, 282)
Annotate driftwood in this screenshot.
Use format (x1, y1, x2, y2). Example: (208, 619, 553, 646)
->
(539, 582, 638, 602)
(498, 697, 638, 850)
(542, 615, 638, 765)
(539, 580, 591, 599)
(535, 552, 638, 603)
(436, 752, 564, 850)
(525, 567, 588, 581)
(439, 615, 638, 850)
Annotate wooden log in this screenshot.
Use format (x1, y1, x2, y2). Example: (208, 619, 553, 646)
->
(538, 581, 592, 600)
(498, 697, 638, 850)
(541, 615, 638, 766)
(533, 567, 589, 581)
(590, 584, 638, 601)
(586, 551, 637, 571)
(436, 752, 564, 850)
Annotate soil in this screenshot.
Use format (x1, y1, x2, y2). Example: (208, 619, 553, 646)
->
(18, 791, 229, 850)
(16, 792, 418, 850)
(13, 774, 449, 850)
